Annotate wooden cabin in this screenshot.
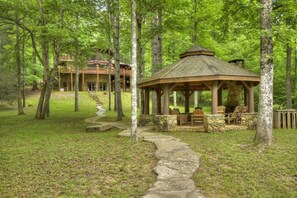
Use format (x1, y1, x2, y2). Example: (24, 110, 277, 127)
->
(57, 50, 131, 92)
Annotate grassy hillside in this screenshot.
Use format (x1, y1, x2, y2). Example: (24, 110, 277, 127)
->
(0, 91, 156, 197)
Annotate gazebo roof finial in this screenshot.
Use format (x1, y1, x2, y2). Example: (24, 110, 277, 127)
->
(179, 44, 215, 59)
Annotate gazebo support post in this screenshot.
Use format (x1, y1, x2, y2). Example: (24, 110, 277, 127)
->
(242, 81, 255, 113)
(156, 88, 162, 114)
(185, 83, 190, 113)
(211, 80, 218, 114)
(248, 82, 254, 113)
(144, 88, 150, 114)
(218, 87, 223, 106)
(244, 88, 248, 107)
(163, 84, 170, 115)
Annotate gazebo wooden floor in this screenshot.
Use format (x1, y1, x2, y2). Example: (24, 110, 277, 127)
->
(176, 124, 248, 132)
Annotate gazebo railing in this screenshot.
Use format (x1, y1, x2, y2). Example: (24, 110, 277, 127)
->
(273, 109, 297, 129)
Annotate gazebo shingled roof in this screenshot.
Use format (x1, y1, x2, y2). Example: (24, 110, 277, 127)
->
(138, 45, 260, 115)
(138, 45, 259, 88)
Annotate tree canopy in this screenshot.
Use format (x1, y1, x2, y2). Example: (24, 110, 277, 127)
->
(0, 0, 296, 111)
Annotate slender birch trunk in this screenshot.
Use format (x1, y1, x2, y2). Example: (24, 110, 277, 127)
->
(131, 0, 138, 141)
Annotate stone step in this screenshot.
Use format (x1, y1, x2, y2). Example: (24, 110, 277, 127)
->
(86, 125, 113, 132)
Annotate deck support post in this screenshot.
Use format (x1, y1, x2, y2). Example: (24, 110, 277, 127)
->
(58, 69, 61, 89)
(70, 72, 73, 91)
(96, 64, 99, 91)
(211, 80, 218, 114)
(122, 68, 126, 92)
(82, 72, 85, 91)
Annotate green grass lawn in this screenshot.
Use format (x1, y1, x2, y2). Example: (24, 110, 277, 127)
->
(95, 92, 134, 124)
(97, 91, 297, 197)
(2, 91, 297, 197)
(167, 130, 297, 198)
(0, 91, 157, 197)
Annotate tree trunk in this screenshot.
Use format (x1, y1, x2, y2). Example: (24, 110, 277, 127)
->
(114, 0, 123, 120)
(74, 63, 79, 112)
(32, 51, 38, 90)
(136, 7, 144, 108)
(151, 7, 162, 114)
(22, 26, 26, 108)
(255, 0, 274, 147)
(41, 75, 52, 118)
(15, 14, 25, 115)
(108, 63, 112, 111)
(293, 47, 297, 96)
(286, 43, 292, 109)
(131, 0, 138, 141)
(114, 90, 117, 111)
(193, 0, 198, 44)
(74, 14, 79, 112)
(74, 39, 79, 112)
(35, 0, 50, 119)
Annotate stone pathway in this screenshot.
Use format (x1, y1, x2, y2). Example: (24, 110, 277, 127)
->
(85, 100, 204, 198)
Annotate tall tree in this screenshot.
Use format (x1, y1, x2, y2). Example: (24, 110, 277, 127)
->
(151, 2, 162, 114)
(131, 0, 138, 141)
(108, 0, 123, 120)
(34, 0, 52, 119)
(136, 0, 145, 108)
(192, 0, 198, 44)
(255, 0, 274, 147)
(74, 15, 80, 112)
(15, 13, 25, 115)
(22, 23, 26, 108)
(286, 41, 292, 109)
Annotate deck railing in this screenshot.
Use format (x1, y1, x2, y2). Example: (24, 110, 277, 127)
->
(273, 109, 297, 129)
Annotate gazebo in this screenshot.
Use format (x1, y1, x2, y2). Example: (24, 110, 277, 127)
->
(138, 45, 260, 116)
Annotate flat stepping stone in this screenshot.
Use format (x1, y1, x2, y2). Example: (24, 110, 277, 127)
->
(86, 125, 113, 132)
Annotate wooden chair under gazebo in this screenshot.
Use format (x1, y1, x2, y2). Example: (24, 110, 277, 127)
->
(138, 45, 260, 132)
